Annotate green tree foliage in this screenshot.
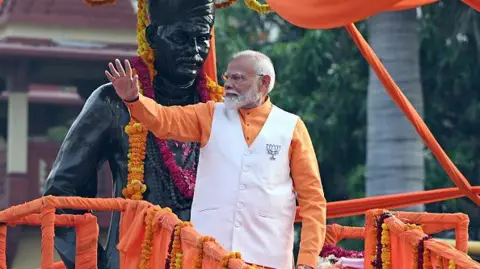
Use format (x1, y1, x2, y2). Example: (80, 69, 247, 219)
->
(420, 2, 480, 240)
(215, 4, 369, 253)
(215, 4, 368, 204)
(215, 1, 480, 251)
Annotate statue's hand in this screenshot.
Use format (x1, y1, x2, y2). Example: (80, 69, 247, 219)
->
(105, 59, 139, 102)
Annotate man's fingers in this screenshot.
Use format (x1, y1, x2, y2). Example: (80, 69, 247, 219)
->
(108, 62, 120, 77)
(133, 74, 140, 91)
(125, 59, 133, 78)
(105, 70, 115, 82)
(115, 59, 126, 76)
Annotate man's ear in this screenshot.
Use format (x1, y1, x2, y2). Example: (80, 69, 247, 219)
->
(145, 24, 156, 49)
(262, 75, 271, 93)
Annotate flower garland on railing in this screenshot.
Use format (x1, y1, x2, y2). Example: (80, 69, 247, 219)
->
(417, 234, 432, 269)
(166, 221, 192, 269)
(435, 255, 442, 268)
(120, 0, 224, 201)
(423, 249, 432, 269)
(380, 222, 390, 269)
(221, 252, 242, 268)
(404, 223, 425, 269)
(165, 224, 177, 269)
(372, 212, 392, 269)
(320, 244, 364, 259)
(139, 206, 167, 269)
(194, 235, 217, 269)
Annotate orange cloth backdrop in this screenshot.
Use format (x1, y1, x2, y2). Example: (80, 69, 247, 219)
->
(203, 27, 218, 82)
(1, 196, 479, 269)
(261, 0, 480, 205)
(264, 0, 480, 29)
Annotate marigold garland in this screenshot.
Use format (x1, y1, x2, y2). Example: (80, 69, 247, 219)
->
(221, 252, 242, 268)
(165, 224, 177, 268)
(448, 260, 456, 269)
(168, 221, 192, 269)
(435, 255, 442, 268)
(404, 223, 423, 269)
(139, 206, 169, 269)
(122, 120, 148, 200)
(417, 234, 431, 269)
(372, 213, 392, 269)
(244, 0, 272, 14)
(122, 0, 224, 200)
(195, 236, 217, 269)
(380, 223, 390, 269)
(423, 249, 432, 269)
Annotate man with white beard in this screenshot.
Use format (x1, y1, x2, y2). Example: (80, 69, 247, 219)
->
(105, 50, 326, 269)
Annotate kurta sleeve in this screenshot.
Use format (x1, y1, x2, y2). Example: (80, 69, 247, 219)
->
(290, 118, 327, 268)
(125, 94, 215, 147)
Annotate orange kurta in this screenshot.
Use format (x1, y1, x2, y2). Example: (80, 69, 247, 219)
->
(125, 95, 327, 268)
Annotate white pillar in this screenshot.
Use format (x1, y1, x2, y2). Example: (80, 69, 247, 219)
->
(7, 92, 28, 174)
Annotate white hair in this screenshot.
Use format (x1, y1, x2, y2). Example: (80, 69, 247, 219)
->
(231, 50, 276, 93)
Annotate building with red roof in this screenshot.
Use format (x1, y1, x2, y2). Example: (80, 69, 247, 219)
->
(0, 0, 136, 267)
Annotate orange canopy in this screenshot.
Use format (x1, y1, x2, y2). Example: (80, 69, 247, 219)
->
(264, 0, 480, 29)
(260, 0, 480, 205)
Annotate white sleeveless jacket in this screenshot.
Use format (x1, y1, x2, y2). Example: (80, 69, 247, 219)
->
(191, 103, 298, 268)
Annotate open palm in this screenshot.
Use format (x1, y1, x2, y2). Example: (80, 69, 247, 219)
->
(105, 59, 140, 102)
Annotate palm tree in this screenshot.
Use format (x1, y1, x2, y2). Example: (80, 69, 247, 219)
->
(365, 9, 425, 212)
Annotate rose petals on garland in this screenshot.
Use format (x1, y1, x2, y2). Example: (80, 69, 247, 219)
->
(417, 234, 431, 269)
(320, 244, 364, 259)
(371, 212, 392, 269)
(165, 224, 177, 269)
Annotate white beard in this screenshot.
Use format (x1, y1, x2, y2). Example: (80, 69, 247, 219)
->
(224, 85, 261, 110)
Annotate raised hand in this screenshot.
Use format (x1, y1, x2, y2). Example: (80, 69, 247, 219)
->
(105, 59, 140, 102)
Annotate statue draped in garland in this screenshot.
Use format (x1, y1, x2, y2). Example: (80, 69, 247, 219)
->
(42, 0, 223, 268)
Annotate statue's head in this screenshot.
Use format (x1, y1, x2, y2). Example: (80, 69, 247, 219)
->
(146, 0, 215, 86)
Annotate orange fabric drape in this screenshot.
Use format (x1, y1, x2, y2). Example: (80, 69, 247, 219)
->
(264, 0, 403, 29)
(204, 27, 218, 82)
(0, 225, 6, 269)
(265, 0, 479, 29)
(364, 209, 475, 268)
(344, 23, 480, 205)
(294, 186, 480, 221)
(383, 216, 480, 269)
(0, 212, 99, 269)
(325, 224, 364, 245)
(266, 0, 480, 206)
(463, 0, 480, 11)
(1, 196, 479, 269)
(0, 196, 259, 269)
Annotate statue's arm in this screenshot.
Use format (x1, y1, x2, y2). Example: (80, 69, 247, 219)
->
(42, 84, 114, 269)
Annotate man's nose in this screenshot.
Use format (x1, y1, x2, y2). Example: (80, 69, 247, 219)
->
(224, 79, 234, 89)
(186, 38, 200, 53)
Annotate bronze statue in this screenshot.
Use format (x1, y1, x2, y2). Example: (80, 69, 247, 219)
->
(43, 0, 221, 268)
